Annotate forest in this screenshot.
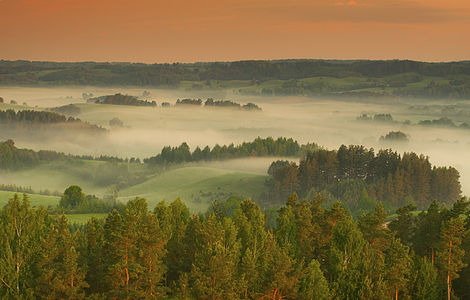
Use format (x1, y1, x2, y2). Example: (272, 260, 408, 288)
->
(0, 191, 468, 299)
(265, 145, 461, 211)
(1, 59, 470, 99)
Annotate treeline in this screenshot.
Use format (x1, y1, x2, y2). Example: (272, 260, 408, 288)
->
(255, 78, 470, 100)
(1, 193, 469, 299)
(0, 109, 107, 133)
(88, 93, 156, 106)
(0, 137, 313, 170)
(144, 137, 315, 166)
(2, 59, 470, 86)
(174, 98, 262, 110)
(266, 145, 461, 210)
(394, 80, 470, 100)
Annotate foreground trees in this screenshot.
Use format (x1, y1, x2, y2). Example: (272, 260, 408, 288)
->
(0, 193, 469, 299)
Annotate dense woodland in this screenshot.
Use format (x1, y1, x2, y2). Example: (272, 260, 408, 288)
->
(1, 59, 470, 99)
(88, 93, 157, 106)
(0, 192, 469, 299)
(266, 145, 461, 212)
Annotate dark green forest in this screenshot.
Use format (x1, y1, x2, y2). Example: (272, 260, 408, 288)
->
(2, 59, 470, 99)
(266, 145, 461, 211)
(0, 192, 469, 299)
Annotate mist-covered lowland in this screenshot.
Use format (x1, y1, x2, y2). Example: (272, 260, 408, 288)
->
(1, 59, 470, 299)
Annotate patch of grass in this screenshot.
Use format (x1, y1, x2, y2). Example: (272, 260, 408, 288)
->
(0, 190, 60, 208)
(64, 213, 108, 224)
(119, 166, 268, 212)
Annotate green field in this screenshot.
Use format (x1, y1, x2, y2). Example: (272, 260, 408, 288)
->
(0, 160, 118, 196)
(65, 213, 108, 224)
(119, 166, 268, 212)
(0, 190, 60, 208)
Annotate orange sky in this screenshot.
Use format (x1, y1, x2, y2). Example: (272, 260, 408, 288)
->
(0, 0, 469, 62)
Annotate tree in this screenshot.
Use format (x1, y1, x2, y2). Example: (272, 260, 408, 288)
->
(437, 217, 468, 300)
(37, 215, 88, 299)
(0, 194, 48, 298)
(190, 214, 241, 299)
(60, 185, 86, 209)
(298, 259, 331, 300)
(384, 238, 411, 300)
(409, 256, 439, 300)
(84, 217, 106, 295)
(328, 217, 367, 299)
(389, 204, 416, 246)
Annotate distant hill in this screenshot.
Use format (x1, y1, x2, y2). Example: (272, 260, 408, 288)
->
(1, 59, 470, 99)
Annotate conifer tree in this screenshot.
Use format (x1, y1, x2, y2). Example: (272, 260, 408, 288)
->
(409, 256, 439, 300)
(298, 259, 331, 300)
(190, 214, 241, 299)
(437, 217, 468, 300)
(38, 215, 88, 299)
(384, 237, 411, 300)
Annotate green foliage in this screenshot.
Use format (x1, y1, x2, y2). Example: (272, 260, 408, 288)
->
(298, 259, 331, 300)
(59, 185, 86, 209)
(0, 190, 468, 299)
(267, 144, 462, 212)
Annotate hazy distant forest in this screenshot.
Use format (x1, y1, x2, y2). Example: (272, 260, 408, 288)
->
(1, 59, 470, 99)
(1, 59, 470, 299)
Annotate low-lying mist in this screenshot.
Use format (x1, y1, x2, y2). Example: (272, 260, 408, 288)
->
(2, 86, 470, 195)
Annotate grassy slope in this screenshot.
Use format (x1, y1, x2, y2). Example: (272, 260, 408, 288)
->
(0, 190, 60, 207)
(119, 166, 267, 212)
(0, 160, 110, 196)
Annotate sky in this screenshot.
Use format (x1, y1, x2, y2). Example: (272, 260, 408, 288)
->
(0, 0, 469, 63)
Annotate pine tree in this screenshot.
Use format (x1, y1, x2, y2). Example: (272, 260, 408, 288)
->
(136, 210, 168, 298)
(84, 217, 106, 295)
(38, 214, 88, 299)
(384, 237, 411, 300)
(328, 217, 367, 299)
(298, 259, 331, 300)
(437, 217, 468, 300)
(409, 256, 439, 300)
(190, 214, 241, 299)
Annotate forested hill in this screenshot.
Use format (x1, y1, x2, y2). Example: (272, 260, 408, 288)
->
(1, 59, 470, 99)
(0, 109, 106, 133)
(2, 59, 470, 83)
